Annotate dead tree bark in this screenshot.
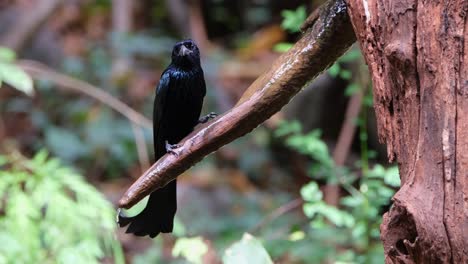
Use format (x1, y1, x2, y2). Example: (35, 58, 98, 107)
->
(346, 0, 467, 263)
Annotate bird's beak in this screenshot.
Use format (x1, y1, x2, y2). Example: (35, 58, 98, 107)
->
(178, 45, 192, 56)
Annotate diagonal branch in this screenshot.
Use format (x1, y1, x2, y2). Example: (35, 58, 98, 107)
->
(119, 0, 356, 209)
(18, 60, 152, 129)
(18, 61, 153, 173)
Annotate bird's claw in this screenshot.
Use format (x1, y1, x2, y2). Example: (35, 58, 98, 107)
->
(198, 112, 218, 124)
(165, 140, 181, 157)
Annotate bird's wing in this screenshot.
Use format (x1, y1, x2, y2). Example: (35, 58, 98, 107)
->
(153, 70, 171, 159)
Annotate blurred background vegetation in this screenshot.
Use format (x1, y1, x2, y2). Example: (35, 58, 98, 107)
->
(0, 1, 398, 263)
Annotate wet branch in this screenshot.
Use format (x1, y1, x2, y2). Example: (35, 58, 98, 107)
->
(119, 0, 356, 209)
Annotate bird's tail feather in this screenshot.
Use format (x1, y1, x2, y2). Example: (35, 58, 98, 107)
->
(118, 180, 177, 238)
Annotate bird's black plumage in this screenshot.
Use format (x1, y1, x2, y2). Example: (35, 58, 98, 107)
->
(118, 39, 206, 238)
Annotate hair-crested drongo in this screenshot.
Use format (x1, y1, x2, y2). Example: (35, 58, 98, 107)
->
(118, 39, 213, 238)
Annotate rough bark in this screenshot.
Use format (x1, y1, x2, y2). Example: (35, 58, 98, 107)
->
(346, 0, 467, 263)
(118, 0, 356, 209)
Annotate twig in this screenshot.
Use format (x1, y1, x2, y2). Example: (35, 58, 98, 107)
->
(18, 60, 152, 129)
(17, 60, 152, 174)
(112, 0, 132, 33)
(131, 123, 150, 174)
(110, 0, 150, 171)
(325, 87, 364, 205)
(324, 62, 369, 205)
(111, 0, 133, 77)
(118, 0, 356, 209)
(250, 198, 303, 233)
(188, 0, 211, 52)
(165, 0, 189, 37)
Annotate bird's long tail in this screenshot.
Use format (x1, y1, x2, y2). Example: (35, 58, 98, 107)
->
(118, 180, 177, 238)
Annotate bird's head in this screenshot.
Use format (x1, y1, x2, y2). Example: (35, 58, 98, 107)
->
(171, 39, 201, 68)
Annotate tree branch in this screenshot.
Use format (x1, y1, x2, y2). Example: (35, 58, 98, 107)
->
(250, 198, 303, 233)
(119, 0, 356, 209)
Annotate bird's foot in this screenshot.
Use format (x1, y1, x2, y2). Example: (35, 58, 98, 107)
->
(165, 140, 182, 157)
(198, 112, 217, 124)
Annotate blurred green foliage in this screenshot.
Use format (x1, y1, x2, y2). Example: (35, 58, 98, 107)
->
(0, 151, 123, 264)
(133, 187, 289, 263)
(29, 35, 178, 177)
(0, 1, 401, 262)
(274, 6, 306, 52)
(281, 6, 307, 33)
(136, 117, 399, 263)
(328, 49, 361, 82)
(273, 120, 399, 263)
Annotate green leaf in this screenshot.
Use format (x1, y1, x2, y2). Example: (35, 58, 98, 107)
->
(274, 120, 302, 137)
(0, 47, 16, 62)
(0, 152, 123, 263)
(273, 42, 294, 53)
(368, 150, 378, 159)
(340, 196, 363, 208)
(339, 69, 352, 80)
(303, 203, 319, 218)
(223, 233, 273, 264)
(300, 182, 322, 202)
(304, 201, 355, 227)
(351, 221, 367, 240)
(367, 164, 386, 179)
(363, 93, 374, 106)
(172, 237, 208, 264)
(120, 196, 149, 216)
(0, 62, 34, 95)
(288, 230, 305, 241)
(338, 49, 361, 63)
(328, 63, 341, 77)
(319, 205, 355, 227)
(281, 6, 307, 33)
(384, 166, 400, 187)
(359, 131, 368, 141)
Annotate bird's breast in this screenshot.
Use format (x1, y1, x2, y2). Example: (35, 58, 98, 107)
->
(162, 71, 205, 143)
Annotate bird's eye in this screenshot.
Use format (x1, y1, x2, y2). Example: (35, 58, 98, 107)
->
(185, 42, 193, 49)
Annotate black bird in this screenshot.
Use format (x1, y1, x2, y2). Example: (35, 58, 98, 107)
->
(118, 39, 214, 238)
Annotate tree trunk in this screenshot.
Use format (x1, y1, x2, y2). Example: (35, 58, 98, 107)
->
(346, 0, 467, 263)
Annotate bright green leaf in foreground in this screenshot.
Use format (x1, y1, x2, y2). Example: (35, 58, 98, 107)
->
(0, 62, 34, 95)
(223, 233, 273, 264)
(0, 151, 124, 264)
(172, 236, 208, 264)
